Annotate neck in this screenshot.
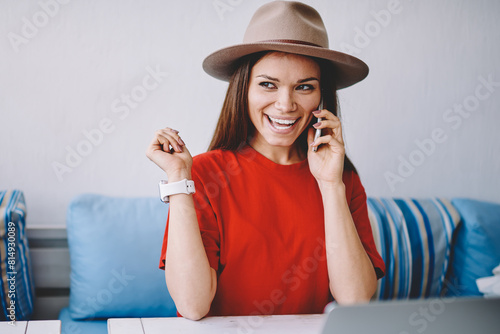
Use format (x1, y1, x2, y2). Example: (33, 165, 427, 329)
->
(248, 137, 306, 165)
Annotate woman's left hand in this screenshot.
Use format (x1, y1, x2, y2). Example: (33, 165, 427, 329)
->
(307, 109, 345, 186)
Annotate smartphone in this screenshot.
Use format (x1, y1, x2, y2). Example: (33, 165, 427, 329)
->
(312, 98, 323, 152)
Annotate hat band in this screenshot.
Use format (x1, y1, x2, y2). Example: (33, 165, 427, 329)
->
(259, 39, 323, 48)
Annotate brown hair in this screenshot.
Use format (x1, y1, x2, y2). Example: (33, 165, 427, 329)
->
(208, 51, 358, 174)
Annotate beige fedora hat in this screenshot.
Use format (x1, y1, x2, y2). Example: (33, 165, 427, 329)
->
(202, 1, 369, 89)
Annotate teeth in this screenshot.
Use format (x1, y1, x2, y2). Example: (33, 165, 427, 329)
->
(274, 124, 292, 130)
(268, 116, 297, 125)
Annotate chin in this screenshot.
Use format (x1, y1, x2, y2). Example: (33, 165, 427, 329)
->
(263, 135, 298, 148)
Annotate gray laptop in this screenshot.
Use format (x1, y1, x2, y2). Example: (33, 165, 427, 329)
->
(321, 296, 500, 334)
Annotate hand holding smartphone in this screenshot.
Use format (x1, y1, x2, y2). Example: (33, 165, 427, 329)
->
(312, 98, 323, 152)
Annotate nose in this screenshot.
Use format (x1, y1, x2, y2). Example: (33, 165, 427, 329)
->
(274, 90, 296, 112)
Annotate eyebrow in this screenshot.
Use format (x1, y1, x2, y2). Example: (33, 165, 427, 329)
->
(256, 74, 320, 84)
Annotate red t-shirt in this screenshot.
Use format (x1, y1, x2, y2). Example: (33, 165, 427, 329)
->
(159, 145, 385, 316)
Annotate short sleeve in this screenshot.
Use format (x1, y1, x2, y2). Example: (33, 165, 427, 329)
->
(346, 171, 386, 279)
(158, 169, 221, 272)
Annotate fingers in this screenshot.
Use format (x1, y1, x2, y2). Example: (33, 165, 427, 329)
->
(161, 128, 186, 152)
(309, 133, 345, 155)
(312, 109, 340, 126)
(311, 110, 344, 145)
(146, 127, 186, 157)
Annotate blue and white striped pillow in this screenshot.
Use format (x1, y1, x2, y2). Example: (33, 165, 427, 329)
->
(0, 190, 34, 321)
(367, 198, 460, 300)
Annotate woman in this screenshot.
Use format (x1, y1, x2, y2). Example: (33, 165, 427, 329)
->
(146, 1, 385, 320)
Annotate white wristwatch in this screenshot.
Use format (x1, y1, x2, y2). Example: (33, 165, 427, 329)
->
(158, 179, 196, 203)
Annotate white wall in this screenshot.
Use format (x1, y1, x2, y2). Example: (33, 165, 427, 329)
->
(1, 0, 499, 227)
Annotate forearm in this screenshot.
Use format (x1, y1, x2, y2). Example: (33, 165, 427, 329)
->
(319, 181, 377, 304)
(165, 174, 216, 320)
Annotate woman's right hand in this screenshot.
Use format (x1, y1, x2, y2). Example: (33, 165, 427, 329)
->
(146, 127, 193, 181)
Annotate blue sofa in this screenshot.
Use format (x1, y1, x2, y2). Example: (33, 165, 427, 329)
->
(58, 195, 500, 334)
(1, 190, 35, 322)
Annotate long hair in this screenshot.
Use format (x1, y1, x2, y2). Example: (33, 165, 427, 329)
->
(208, 51, 358, 174)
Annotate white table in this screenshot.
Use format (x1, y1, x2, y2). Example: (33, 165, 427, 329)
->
(0, 320, 61, 334)
(108, 314, 325, 334)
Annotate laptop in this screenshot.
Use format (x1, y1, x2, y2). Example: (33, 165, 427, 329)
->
(321, 296, 500, 334)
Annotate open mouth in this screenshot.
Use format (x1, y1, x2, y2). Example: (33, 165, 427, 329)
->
(266, 115, 299, 130)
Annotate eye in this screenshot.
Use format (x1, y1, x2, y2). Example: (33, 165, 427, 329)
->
(296, 84, 315, 91)
(259, 82, 276, 89)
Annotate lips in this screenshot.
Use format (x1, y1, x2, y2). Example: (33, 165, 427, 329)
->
(266, 115, 299, 130)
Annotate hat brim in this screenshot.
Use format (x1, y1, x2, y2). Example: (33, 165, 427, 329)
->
(202, 42, 369, 89)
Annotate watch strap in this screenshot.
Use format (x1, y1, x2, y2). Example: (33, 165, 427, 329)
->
(159, 179, 195, 203)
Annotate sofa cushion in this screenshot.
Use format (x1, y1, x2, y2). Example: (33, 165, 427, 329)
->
(368, 198, 460, 300)
(0, 190, 35, 321)
(444, 198, 500, 296)
(66, 194, 176, 319)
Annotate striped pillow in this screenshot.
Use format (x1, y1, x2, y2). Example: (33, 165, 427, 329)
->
(367, 198, 460, 300)
(0, 190, 34, 321)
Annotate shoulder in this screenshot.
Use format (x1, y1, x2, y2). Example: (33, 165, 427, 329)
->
(193, 149, 236, 166)
(192, 149, 240, 177)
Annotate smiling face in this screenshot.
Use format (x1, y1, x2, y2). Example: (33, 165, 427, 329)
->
(247, 52, 321, 157)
